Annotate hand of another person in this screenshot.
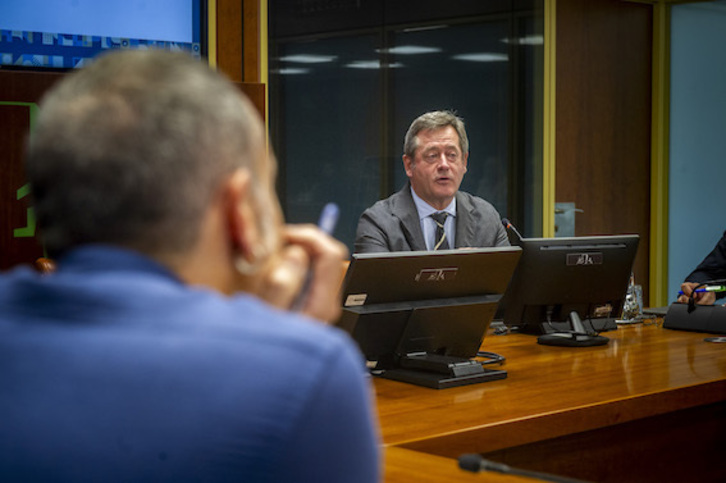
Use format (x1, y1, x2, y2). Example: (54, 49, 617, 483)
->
(677, 282, 716, 305)
(257, 225, 348, 323)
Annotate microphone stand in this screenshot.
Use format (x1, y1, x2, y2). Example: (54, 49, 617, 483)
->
(459, 454, 591, 483)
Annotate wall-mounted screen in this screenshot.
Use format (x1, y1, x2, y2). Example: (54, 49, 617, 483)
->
(0, 0, 206, 70)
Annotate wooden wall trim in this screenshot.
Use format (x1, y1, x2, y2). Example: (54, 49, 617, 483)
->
(243, 0, 261, 83)
(555, 0, 653, 303)
(216, 0, 243, 82)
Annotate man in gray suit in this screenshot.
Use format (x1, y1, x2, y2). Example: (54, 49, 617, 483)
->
(355, 110, 510, 253)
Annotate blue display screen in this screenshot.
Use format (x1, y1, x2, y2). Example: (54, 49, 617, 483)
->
(0, 0, 204, 69)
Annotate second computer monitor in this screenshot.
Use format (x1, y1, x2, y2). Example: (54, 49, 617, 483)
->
(501, 234, 640, 335)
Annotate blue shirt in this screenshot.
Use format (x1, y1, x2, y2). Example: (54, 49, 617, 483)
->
(0, 246, 380, 482)
(410, 186, 457, 250)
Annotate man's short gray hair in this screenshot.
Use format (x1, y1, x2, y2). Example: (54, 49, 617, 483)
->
(26, 49, 267, 258)
(403, 110, 469, 159)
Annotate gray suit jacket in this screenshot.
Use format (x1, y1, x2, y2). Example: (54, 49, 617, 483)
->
(355, 184, 510, 253)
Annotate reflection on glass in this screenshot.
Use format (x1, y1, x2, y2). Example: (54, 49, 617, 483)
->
(270, 36, 383, 249)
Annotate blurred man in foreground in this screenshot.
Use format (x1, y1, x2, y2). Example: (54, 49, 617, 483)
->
(0, 50, 379, 482)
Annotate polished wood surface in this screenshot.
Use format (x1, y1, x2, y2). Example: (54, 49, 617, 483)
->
(377, 322, 726, 482)
(378, 322, 726, 452)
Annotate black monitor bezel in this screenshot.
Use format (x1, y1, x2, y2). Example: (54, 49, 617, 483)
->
(338, 247, 522, 367)
(501, 234, 640, 334)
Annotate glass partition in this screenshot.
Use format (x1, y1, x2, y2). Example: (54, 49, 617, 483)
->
(269, 0, 543, 251)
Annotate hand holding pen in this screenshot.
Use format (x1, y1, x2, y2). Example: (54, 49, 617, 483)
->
(289, 203, 345, 320)
(677, 282, 724, 305)
(256, 203, 346, 322)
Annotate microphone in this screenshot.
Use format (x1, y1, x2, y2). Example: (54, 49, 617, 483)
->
(458, 454, 590, 483)
(501, 218, 524, 242)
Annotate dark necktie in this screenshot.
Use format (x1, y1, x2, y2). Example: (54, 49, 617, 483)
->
(431, 212, 449, 250)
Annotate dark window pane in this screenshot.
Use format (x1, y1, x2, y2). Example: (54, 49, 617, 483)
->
(270, 35, 383, 248)
(270, 0, 384, 38)
(384, 0, 513, 25)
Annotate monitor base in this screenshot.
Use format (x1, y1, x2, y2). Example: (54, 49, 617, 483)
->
(377, 366, 507, 389)
(537, 332, 609, 347)
(537, 311, 610, 347)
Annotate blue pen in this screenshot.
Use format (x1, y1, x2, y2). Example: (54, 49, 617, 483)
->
(677, 285, 726, 296)
(317, 202, 340, 236)
(291, 203, 339, 311)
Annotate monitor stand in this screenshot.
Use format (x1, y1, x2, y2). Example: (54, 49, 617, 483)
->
(377, 352, 507, 389)
(537, 311, 609, 347)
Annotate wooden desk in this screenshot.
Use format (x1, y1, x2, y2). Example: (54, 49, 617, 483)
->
(378, 323, 726, 482)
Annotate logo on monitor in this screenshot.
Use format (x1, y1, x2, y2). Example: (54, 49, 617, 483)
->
(566, 252, 603, 266)
(415, 267, 458, 282)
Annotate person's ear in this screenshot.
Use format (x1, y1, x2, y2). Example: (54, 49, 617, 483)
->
(403, 154, 414, 178)
(462, 151, 468, 173)
(224, 168, 259, 264)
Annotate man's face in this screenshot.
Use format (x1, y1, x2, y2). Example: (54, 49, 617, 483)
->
(403, 125, 468, 210)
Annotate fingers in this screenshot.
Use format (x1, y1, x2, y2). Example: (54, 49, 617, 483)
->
(679, 282, 697, 304)
(699, 291, 717, 305)
(257, 245, 310, 311)
(680, 282, 697, 296)
(679, 282, 717, 305)
(283, 224, 349, 323)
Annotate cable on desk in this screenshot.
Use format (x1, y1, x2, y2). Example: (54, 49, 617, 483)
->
(544, 305, 558, 333)
(476, 351, 506, 365)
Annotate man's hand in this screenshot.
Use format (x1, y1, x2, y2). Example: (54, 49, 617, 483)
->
(677, 282, 716, 305)
(257, 225, 348, 323)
